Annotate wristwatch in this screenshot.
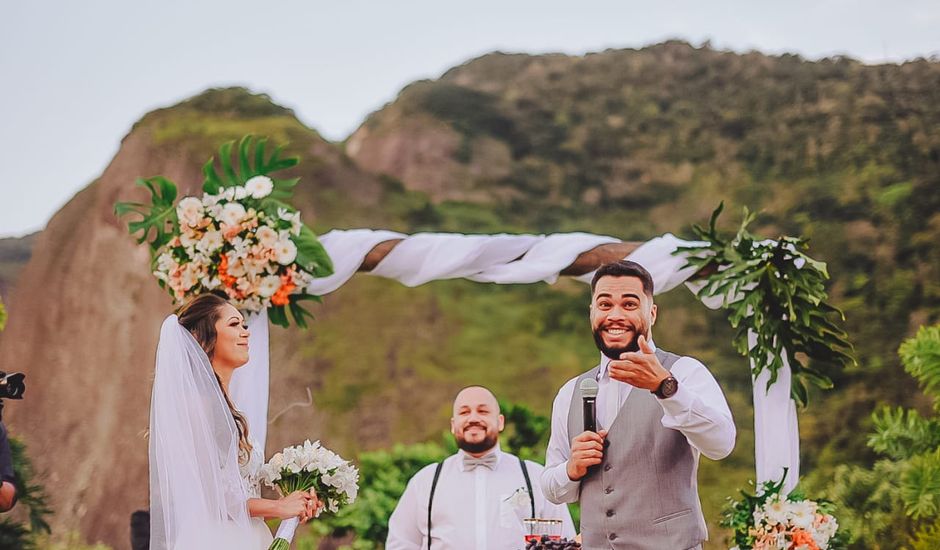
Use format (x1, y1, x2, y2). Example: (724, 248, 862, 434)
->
(653, 376, 679, 399)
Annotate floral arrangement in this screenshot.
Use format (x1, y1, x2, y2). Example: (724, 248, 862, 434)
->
(723, 473, 846, 550)
(676, 203, 854, 405)
(261, 439, 359, 549)
(115, 136, 333, 327)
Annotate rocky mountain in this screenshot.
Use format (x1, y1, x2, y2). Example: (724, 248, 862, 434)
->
(2, 42, 939, 548)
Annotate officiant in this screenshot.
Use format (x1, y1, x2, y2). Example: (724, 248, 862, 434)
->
(386, 386, 575, 550)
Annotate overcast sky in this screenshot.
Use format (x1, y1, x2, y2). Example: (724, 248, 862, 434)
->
(1, 0, 938, 238)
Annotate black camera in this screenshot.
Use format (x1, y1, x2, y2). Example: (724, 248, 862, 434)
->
(0, 372, 24, 400)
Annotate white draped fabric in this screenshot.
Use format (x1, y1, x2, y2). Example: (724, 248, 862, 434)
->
(229, 311, 271, 453)
(231, 229, 799, 489)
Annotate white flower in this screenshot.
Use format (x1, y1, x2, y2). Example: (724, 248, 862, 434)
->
(256, 225, 279, 249)
(176, 197, 204, 228)
(505, 487, 531, 510)
(206, 203, 223, 220)
(790, 500, 816, 530)
(226, 257, 247, 278)
(258, 275, 281, 297)
(274, 238, 298, 265)
(278, 207, 303, 236)
(178, 263, 200, 291)
(197, 229, 224, 254)
(761, 495, 791, 526)
(221, 202, 247, 227)
(233, 186, 249, 200)
(201, 192, 220, 207)
(245, 175, 274, 199)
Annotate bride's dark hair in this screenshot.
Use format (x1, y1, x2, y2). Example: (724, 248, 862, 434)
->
(177, 292, 253, 461)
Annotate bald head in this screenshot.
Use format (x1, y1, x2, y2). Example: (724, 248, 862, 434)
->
(452, 386, 500, 416)
(451, 385, 504, 456)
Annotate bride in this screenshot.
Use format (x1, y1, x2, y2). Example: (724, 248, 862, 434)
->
(149, 292, 320, 549)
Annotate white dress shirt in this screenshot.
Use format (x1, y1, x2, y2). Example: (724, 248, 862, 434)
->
(387, 445, 576, 550)
(540, 345, 736, 504)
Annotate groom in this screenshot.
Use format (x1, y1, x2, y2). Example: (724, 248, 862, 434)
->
(540, 260, 736, 549)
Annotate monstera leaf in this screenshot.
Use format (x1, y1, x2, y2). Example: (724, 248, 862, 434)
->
(113, 176, 179, 252)
(202, 135, 299, 200)
(678, 203, 854, 406)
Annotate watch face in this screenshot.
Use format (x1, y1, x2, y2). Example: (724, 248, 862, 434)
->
(659, 377, 678, 398)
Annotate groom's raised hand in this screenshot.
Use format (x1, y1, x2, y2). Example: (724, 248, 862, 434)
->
(608, 334, 669, 391)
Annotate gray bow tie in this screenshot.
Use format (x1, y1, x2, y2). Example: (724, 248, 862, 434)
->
(463, 452, 498, 471)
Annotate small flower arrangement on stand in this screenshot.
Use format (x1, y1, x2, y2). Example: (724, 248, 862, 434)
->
(723, 472, 846, 550)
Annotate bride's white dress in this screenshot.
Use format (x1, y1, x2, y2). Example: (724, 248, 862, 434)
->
(241, 437, 275, 548)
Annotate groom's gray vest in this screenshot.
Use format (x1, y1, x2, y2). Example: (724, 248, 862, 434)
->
(566, 349, 706, 550)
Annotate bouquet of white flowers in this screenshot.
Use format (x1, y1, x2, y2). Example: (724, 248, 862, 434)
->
(261, 439, 359, 550)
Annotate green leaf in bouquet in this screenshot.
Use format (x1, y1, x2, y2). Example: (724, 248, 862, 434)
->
(268, 304, 289, 329)
(114, 176, 179, 252)
(294, 225, 334, 278)
(287, 293, 323, 329)
(201, 135, 300, 195)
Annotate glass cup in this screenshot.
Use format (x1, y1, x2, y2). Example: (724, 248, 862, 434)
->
(523, 518, 540, 543)
(544, 518, 563, 541)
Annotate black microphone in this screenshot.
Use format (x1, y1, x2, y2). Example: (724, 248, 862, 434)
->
(580, 378, 599, 433)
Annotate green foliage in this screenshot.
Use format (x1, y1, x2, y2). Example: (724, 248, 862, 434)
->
(113, 177, 178, 250)
(0, 297, 6, 331)
(0, 437, 53, 549)
(678, 203, 854, 406)
(201, 135, 299, 199)
(824, 324, 940, 547)
(899, 325, 940, 410)
(498, 401, 551, 461)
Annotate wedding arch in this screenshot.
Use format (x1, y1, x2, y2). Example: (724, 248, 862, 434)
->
(117, 136, 852, 495)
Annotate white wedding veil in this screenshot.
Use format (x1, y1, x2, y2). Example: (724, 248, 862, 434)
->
(149, 315, 255, 550)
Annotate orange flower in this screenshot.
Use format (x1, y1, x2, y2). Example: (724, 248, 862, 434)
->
(790, 529, 819, 550)
(218, 255, 239, 289)
(270, 273, 297, 306)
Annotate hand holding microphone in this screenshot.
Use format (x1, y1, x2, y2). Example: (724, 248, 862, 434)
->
(567, 378, 607, 481)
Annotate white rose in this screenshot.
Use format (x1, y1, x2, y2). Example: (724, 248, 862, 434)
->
(221, 203, 247, 227)
(258, 275, 281, 298)
(274, 238, 298, 265)
(245, 175, 274, 199)
(176, 197, 205, 228)
(256, 225, 279, 249)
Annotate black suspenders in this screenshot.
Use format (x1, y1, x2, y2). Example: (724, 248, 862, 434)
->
(427, 461, 444, 550)
(426, 456, 536, 550)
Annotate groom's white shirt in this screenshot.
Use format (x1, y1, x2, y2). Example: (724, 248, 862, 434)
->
(540, 346, 736, 504)
(386, 444, 575, 550)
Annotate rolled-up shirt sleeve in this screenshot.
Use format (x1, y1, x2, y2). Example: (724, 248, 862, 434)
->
(539, 378, 582, 505)
(657, 357, 736, 460)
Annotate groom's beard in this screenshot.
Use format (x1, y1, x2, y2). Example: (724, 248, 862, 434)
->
(593, 325, 642, 360)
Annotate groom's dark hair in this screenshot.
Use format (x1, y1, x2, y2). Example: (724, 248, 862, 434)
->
(590, 260, 654, 297)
